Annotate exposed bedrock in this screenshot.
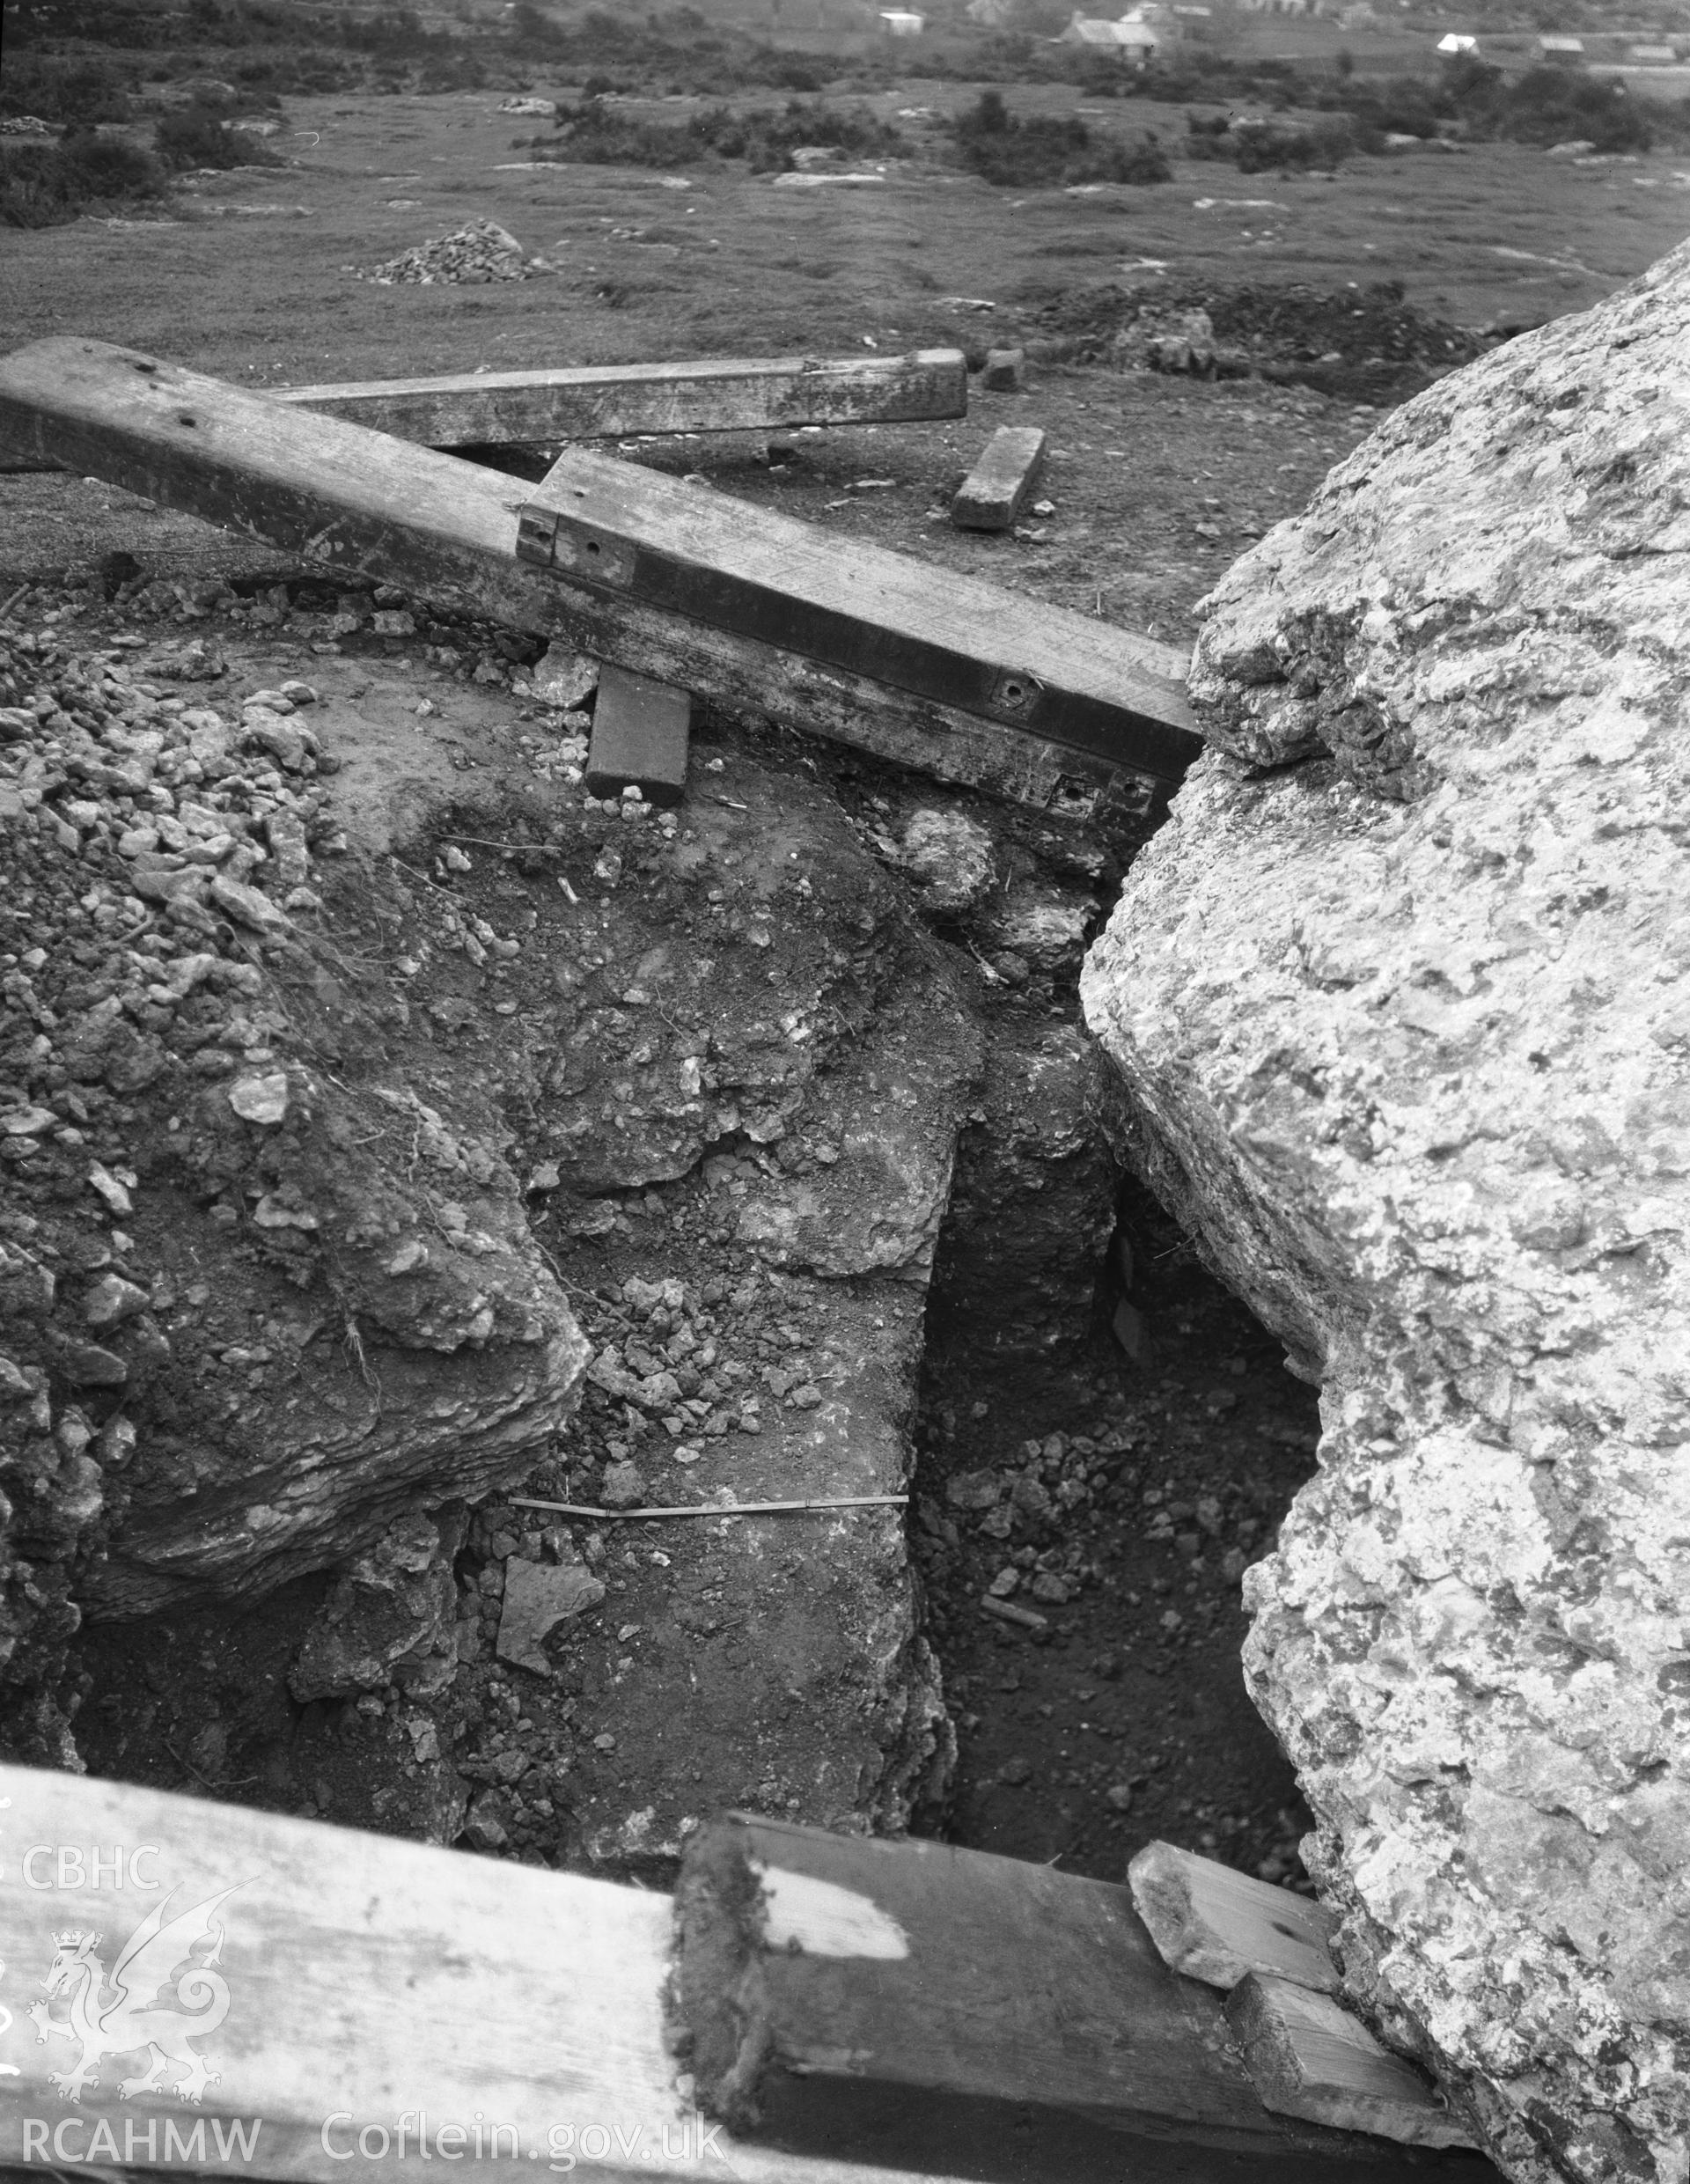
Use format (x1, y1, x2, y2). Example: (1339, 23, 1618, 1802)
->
(1081, 239, 1690, 2184)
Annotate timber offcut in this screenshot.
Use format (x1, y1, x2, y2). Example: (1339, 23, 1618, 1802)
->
(0, 337, 1202, 821)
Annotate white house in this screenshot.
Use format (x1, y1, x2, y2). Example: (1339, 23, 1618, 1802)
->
(879, 8, 924, 32)
(1061, 11, 1156, 53)
(1538, 35, 1584, 62)
(1628, 43, 1678, 64)
(1436, 32, 1478, 56)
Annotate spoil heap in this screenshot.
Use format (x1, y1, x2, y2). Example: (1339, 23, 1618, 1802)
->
(360, 217, 543, 286)
(1082, 239, 1690, 2180)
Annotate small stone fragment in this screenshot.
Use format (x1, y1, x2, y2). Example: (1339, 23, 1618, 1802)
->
(895, 808, 996, 912)
(2, 1106, 56, 1136)
(146, 636, 224, 681)
(58, 1341, 128, 1387)
(495, 1558, 606, 1675)
(229, 1071, 290, 1125)
(209, 872, 292, 934)
(82, 1273, 149, 1327)
(529, 643, 599, 712)
(599, 1460, 647, 1510)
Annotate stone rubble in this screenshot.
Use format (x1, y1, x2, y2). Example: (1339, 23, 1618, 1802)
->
(1082, 238, 1690, 2184)
(0, 617, 590, 1758)
(356, 217, 548, 286)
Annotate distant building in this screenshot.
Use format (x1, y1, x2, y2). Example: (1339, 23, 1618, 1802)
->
(1538, 35, 1584, 63)
(1436, 33, 1478, 56)
(879, 7, 924, 30)
(1061, 11, 1157, 52)
(1628, 43, 1678, 65)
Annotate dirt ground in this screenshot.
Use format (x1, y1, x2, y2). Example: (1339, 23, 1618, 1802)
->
(4, 78, 1686, 1891)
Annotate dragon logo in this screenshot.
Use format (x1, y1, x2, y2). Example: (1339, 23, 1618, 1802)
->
(27, 1886, 242, 2106)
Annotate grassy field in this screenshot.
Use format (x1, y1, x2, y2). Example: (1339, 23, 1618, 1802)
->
(5, 85, 1688, 375)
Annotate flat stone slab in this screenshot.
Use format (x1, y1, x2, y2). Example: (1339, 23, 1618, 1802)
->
(496, 1558, 607, 1675)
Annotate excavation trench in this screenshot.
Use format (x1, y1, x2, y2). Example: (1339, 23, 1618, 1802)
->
(0, 368, 1347, 1896)
(1, 556, 1317, 1896)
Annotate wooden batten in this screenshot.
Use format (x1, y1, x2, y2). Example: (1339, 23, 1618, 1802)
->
(1225, 1974, 1480, 2151)
(0, 338, 1200, 824)
(950, 425, 1047, 533)
(275, 349, 969, 446)
(1128, 1838, 1342, 1994)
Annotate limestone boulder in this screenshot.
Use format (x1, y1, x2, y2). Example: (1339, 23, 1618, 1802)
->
(1081, 239, 1690, 2183)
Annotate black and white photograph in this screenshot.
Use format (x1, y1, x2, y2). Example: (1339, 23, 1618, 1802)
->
(0, 0, 1686, 2176)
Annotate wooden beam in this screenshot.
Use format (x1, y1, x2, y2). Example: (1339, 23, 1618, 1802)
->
(1225, 1975, 1479, 2151)
(520, 439, 1196, 792)
(951, 425, 1048, 533)
(1128, 1838, 1342, 1994)
(586, 663, 691, 806)
(274, 350, 969, 447)
(0, 1764, 996, 2184)
(0, 339, 1198, 825)
(669, 1813, 1498, 2183)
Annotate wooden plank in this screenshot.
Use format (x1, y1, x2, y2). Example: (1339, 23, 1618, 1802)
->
(1128, 1838, 1342, 1994)
(521, 442, 1196, 789)
(951, 426, 1047, 533)
(1225, 1975, 1480, 2151)
(669, 1813, 1499, 2183)
(0, 338, 1196, 827)
(0, 1764, 995, 2184)
(274, 350, 969, 447)
(586, 663, 691, 806)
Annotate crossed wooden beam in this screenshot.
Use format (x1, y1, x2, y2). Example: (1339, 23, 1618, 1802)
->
(0, 1763, 1488, 2181)
(0, 337, 1201, 824)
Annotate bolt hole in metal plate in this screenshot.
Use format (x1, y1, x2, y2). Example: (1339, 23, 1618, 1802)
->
(555, 519, 637, 588)
(990, 669, 1042, 719)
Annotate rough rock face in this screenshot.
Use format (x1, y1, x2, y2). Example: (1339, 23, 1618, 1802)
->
(1082, 240, 1690, 2184)
(927, 1020, 1119, 1365)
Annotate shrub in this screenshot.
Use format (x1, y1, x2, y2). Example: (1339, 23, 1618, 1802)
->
(1232, 115, 1354, 173)
(154, 99, 283, 172)
(1488, 65, 1653, 153)
(1, 127, 165, 227)
(0, 53, 134, 125)
(538, 96, 904, 175)
(952, 90, 1170, 188)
